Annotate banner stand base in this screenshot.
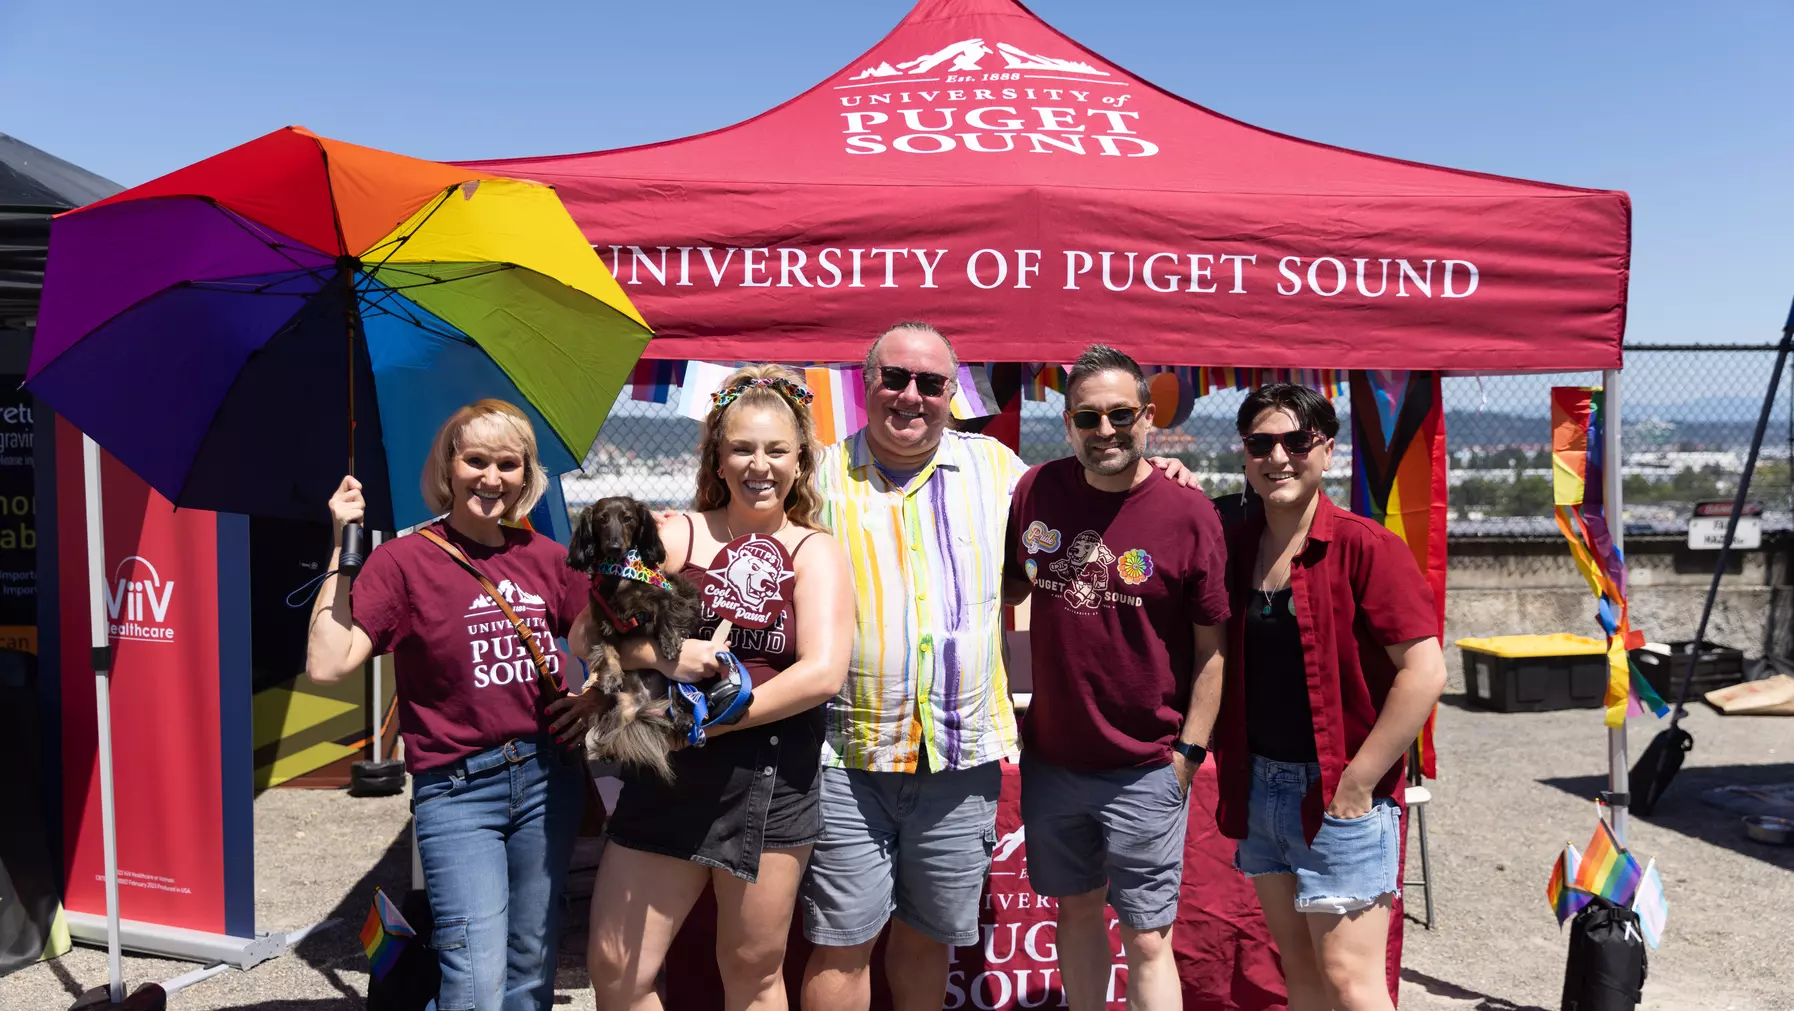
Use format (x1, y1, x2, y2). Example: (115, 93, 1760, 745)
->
(66, 912, 321, 971)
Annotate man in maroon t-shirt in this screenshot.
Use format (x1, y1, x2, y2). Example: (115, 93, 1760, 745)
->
(1002, 344, 1229, 1011)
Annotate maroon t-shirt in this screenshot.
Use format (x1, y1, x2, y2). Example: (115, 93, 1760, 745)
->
(1004, 459, 1231, 770)
(351, 523, 589, 773)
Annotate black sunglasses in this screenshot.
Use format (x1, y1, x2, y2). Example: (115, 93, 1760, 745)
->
(879, 366, 950, 398)
(1070, 407, 1142, 430)
(1242, 430, 1325, 458)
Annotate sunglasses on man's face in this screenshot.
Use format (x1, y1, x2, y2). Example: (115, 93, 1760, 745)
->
(1243, 430, 1325, 458)
(1070, 407, 1141, 431)
(879, 366, 950, 398)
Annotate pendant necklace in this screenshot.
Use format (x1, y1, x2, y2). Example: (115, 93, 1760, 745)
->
(1259, 558, 1290, 617)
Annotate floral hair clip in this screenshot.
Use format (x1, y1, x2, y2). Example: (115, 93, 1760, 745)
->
(709, 376, 816, 412)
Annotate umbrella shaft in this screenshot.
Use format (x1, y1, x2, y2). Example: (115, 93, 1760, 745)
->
(343, 269, 360, 478)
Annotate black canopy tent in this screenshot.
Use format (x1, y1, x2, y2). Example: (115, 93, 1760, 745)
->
(0, 132, 120, 327)
(0, 133, 115, 978)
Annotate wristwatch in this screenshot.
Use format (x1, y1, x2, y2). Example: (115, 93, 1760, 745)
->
(1172, 740, 1207, 765)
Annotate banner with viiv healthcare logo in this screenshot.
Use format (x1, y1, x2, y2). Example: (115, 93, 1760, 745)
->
(53, 417, 254, 937)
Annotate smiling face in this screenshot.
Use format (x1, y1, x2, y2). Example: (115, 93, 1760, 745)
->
(718, 403, 801, 519)
(449, 438, 527, 525)
(865, 326, 955, 462)
(1243, 406, 1334, 510)
(1064, 368, 1153, 478)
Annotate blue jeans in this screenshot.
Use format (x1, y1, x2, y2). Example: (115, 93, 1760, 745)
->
(1233, 756, 1401, 915)
(412, 736, 585, 1011)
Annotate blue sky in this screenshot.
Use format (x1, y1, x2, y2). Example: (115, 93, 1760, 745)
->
(4, 0, 1790, 348)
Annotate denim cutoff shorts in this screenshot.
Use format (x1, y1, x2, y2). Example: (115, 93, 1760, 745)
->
(1234, 755, 1401, 914)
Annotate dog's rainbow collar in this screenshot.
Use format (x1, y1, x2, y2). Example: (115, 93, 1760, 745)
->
(594, 551, 671, 590)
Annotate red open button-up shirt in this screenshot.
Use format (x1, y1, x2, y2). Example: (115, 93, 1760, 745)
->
(1215, 494, 1439, 844)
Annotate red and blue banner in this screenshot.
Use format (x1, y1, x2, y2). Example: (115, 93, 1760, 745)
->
(49, 417, 254, 938)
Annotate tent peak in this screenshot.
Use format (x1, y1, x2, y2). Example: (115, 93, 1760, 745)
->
(899, 0, 1034, 23)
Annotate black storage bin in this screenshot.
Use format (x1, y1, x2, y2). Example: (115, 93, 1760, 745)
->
(1629, 640, 1746, 702)
(1458, 635, 1609, 712)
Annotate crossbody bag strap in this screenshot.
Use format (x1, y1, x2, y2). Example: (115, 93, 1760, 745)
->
(417, 528, 567, 701)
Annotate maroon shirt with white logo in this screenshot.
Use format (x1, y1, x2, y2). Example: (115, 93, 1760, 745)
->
(351, 523, 589, 773)
(1004, 459, 1231, 770)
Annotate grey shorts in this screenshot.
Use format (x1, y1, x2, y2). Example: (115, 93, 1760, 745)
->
(801, 762, 1002, 947)
(1019, 751, 1190, 931)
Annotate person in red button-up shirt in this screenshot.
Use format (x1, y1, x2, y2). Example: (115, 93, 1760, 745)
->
(1214, 384, 1446, 1011)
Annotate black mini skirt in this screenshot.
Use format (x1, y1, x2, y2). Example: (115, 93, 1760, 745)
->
(605, 709, 823, 882)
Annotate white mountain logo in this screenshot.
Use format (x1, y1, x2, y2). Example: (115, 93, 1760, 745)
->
(467, 580, 546, 614)
(850, 37, 1110, 80)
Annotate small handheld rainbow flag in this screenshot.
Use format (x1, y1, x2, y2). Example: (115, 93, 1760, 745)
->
(1572, 817, 1644, 906)
(360, 887, 416, 982)
(1631, 858, 1667, 949)
(1546, 843, 1593, 925)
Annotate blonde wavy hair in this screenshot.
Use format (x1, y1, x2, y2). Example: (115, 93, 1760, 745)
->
(694, 364, 823, 529)
(421, 399, 549, 524)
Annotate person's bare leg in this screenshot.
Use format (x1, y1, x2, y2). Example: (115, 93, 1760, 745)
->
(1307, 897, 1397, 1011)
(1054, 887, 1113, 1010)
(884, 918, 953, 1011)
(586, 844, 710, 1011)
(801, 936, 877, 1011)
(1251, 875, 1328, 1011)
(713, 846, 810, 1011)
(1117, 921, 1178, 1010)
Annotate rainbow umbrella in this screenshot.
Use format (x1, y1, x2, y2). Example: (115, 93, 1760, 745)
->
(26, 125, 650, 530)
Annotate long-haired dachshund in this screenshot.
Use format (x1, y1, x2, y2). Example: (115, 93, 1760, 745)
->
(566, 496, 702, 781)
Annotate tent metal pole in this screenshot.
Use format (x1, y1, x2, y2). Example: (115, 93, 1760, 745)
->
(83, 434, 124, 1003)
(1602, 369, 1629, 845)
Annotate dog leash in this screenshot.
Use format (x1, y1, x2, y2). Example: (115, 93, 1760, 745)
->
(673, 650, 754, 748)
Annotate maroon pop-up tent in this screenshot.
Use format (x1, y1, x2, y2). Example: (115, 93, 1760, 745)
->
(474, 0, 1629, 372)
(471, 0, 1634, 1007)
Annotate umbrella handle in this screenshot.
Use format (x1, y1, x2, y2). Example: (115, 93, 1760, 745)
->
(339, 521, 367, 578)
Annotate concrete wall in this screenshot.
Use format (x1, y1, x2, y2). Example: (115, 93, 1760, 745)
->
(1443, 534, 1792, 692)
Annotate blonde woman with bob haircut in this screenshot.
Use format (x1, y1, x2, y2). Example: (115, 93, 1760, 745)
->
(580, 364, 854, 1011)
(308, 398, 603, 1011)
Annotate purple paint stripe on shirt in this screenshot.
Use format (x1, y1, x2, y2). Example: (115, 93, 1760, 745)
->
(941, 635, 964, 768)
(928, 476, 965, 627)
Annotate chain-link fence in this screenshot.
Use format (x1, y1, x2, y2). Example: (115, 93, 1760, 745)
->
(562, 346, 1793, 542)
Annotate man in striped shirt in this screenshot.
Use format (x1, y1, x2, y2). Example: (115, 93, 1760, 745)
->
(800, 321, 1023, 1011)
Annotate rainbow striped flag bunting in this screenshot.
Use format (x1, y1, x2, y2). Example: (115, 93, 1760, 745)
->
(674, 361, 736, 420)
(1573, 816, 1644, 906)
(627, 358, 683, 403)
(360, 887, 415, 982)
(949, 363, 1002, 420)
(1024, 363, 1066, 400)
(1546, 843, 1593, 926)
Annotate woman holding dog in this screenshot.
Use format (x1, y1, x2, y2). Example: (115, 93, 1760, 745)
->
(581, 364, 853, 1011)
(307, 399, 601, 1011)
(1214, 384, 1447, 1011)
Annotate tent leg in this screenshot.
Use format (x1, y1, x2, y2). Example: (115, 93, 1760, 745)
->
(82, 435, 123, 1003)
(1602, 369, 1629, 844)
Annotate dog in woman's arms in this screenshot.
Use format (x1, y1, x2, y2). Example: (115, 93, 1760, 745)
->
(566, 496, 701, 781)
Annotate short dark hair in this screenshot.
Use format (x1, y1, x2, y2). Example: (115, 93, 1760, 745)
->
(1236, 383, 1340, 438)
(864, 322, 959, 389)
(1066, 344, 1149, 405)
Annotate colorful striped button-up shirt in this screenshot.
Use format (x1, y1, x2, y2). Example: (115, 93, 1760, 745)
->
(815, 429, 1027, 773)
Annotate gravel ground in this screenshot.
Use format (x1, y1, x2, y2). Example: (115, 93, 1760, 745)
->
(5, 699, 1790, 1010)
